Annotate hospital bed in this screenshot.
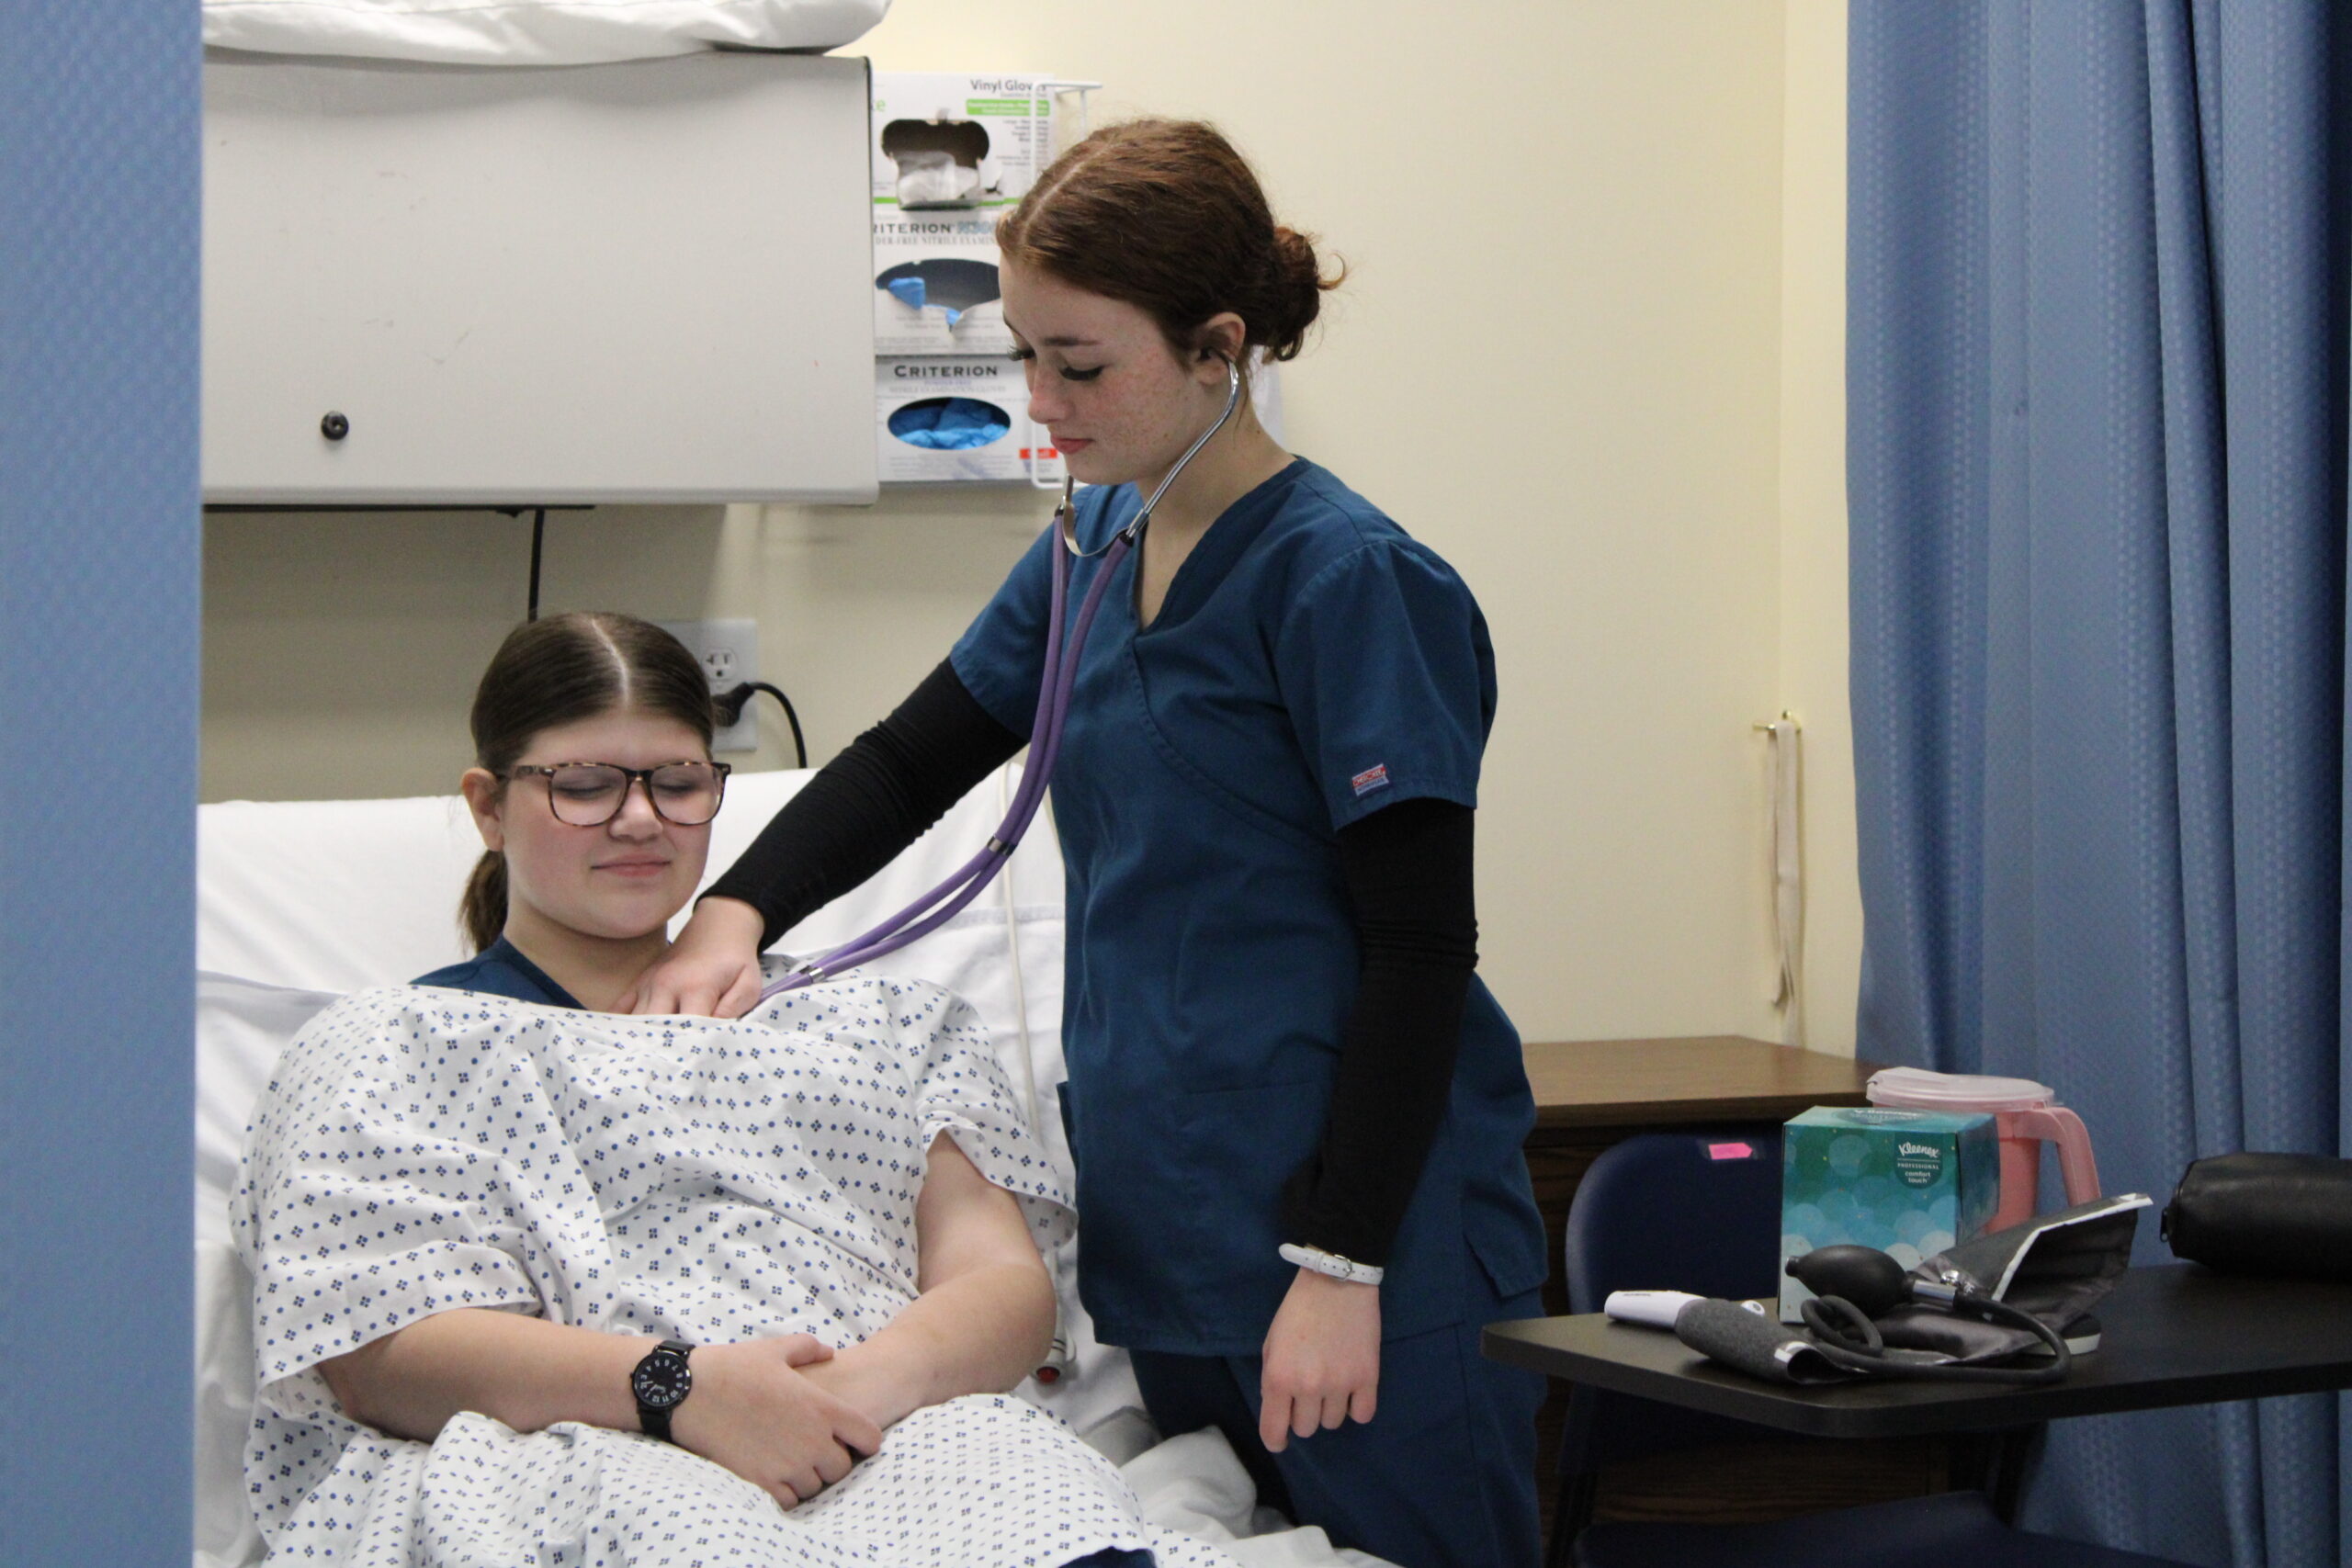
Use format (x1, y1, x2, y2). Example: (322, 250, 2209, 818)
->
(195, 763, 1392, 1568)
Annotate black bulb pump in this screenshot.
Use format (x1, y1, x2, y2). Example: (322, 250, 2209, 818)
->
(1786, 1244, 1961, 1314)
(1784, 1244, 2070, 1384)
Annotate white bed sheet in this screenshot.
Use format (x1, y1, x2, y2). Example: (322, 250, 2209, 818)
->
(194, 770, 1395, 1568)
(202, 0, 888, 66)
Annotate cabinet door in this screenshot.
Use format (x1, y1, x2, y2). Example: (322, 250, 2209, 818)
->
(203, 51, 876, 504)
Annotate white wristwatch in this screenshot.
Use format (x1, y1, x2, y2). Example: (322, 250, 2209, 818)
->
(1279, 1242, 1385, 1285)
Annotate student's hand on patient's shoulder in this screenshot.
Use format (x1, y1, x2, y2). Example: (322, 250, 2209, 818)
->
(621, 897, 767, 1018)
(1259, 1269, 1382, 1454)
(671, 1334, 885, 1510)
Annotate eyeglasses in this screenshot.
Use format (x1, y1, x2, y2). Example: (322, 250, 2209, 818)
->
(503, 761, 731, 827)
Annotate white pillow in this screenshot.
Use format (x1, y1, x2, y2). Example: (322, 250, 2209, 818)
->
(196, 1238, 264, 1568)
(195, 972, 338, 1568)
(196, 972, 340, 1248)
(198, 793, 482, 1003)
(201, 0, 888, 65)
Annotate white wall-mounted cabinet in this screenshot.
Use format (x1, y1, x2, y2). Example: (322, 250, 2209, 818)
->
(202, 51, 877, 505)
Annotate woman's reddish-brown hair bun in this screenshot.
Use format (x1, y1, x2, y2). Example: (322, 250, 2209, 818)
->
(998, 118, 1344, 363)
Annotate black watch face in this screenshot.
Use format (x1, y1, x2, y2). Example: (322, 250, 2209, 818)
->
(633, 1351, 691, 1409)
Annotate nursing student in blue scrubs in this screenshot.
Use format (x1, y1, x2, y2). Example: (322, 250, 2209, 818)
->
(631, 119, 1550, 1568)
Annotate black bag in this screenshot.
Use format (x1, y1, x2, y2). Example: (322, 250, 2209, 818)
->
(2163, 1151, 2352, 1282)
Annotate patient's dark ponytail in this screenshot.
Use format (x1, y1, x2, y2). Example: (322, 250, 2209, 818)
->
(461, 853, 513, 958)
(459, 612, 714, 953)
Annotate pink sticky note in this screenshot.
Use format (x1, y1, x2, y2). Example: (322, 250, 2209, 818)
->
(1707, 1142, 1756, 1161)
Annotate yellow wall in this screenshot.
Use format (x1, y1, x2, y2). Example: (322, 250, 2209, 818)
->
(201, 0, 1857, 1053)
(1778, 0, 1858, 1054)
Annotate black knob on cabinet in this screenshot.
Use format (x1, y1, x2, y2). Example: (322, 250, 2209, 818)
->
(321, 412, 351, 441)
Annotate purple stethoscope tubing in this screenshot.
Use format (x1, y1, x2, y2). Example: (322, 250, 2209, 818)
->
(756, 360, 1245, 1000)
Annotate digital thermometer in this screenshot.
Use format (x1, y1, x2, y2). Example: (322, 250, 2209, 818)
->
(1603, 1291, 1768, 1328)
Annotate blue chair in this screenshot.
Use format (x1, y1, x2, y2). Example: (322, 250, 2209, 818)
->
(1553, 1129, 2193, 1568)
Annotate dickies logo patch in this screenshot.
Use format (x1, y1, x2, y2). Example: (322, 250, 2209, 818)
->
(1351, 763, 1392, 798)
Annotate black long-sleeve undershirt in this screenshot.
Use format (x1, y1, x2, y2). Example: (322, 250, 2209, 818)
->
(1283, 795, 1476, 1268)
(705, 659, 1478, 1269)
(707, 660, 1024, 947)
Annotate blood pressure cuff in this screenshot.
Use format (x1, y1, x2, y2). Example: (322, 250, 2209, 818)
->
(1672, 1298, 1852, 1384)
(1863, 1193, 2151, 1363)
(1910, 1192, 2149, 1328)
(2164, 1152, 2352, 1282)
(1673, 1299, 1962, 1382)
(1871, 1303, 2045, 1363)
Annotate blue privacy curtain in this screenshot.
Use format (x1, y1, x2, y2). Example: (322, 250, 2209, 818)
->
(0, 0, 199, 1561)
(1850, 3, 2348, 1563)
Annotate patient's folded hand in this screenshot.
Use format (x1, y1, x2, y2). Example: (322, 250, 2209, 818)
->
(671, 1334, 886, 1510)
(796, 1341, 919, 1433)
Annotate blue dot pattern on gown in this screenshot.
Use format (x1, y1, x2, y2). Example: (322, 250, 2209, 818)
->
(231, 974, 1237, 1568)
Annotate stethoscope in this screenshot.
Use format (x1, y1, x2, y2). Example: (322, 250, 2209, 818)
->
(757, 358, 1246, 1000)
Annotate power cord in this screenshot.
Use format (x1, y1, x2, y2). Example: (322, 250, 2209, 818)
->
(492, 506, 552, 621)
(714, 681, 808, 768)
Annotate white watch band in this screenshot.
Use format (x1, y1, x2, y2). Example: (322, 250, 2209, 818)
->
(1279, 1242, 1385, 1285)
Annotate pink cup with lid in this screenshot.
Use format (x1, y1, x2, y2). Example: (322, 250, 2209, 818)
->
(1865, 1067, 2101, 1233)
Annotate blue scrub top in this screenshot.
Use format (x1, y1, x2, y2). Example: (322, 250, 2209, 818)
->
(952, 457, 1546, 1356)
(414, 936, 584, 1010)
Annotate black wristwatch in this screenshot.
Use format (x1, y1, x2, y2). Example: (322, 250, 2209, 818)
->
(630, 1338, 695, 1443)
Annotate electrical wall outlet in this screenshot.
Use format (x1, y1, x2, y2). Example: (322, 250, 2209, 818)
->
(656, 618, 760, 754)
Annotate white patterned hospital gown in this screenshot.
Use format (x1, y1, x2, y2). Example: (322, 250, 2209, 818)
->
(232, 978, 1234, 1568)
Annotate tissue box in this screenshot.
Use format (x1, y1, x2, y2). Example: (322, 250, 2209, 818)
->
(871, 73, 1060, 355)
(1779, 1106, 1998, 1321)
(876, 356, 1061, 484)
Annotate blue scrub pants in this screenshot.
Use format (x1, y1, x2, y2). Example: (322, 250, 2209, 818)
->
(1127, 1266, 1546, 1568)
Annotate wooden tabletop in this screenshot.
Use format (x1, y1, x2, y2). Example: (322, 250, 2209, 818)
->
(1521, 1035, 1880, 1129)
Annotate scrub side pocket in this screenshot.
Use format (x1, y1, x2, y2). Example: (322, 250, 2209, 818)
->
(1170, 1078, 1331, 1348)
(1462, 1175, 1550, 1304)
(1162, 1088, 1518, 1346)
(1057, 1074, 1272, 1350)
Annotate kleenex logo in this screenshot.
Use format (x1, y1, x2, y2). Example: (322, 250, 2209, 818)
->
(1897, 1142, 1938, 1158)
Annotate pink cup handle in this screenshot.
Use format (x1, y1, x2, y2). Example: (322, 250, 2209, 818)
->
(2013, 1107, 2100, 1204)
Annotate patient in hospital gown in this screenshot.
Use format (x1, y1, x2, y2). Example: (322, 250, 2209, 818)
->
(234, 976, 1231, 1567)
(230, 611, 1233, 1568)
